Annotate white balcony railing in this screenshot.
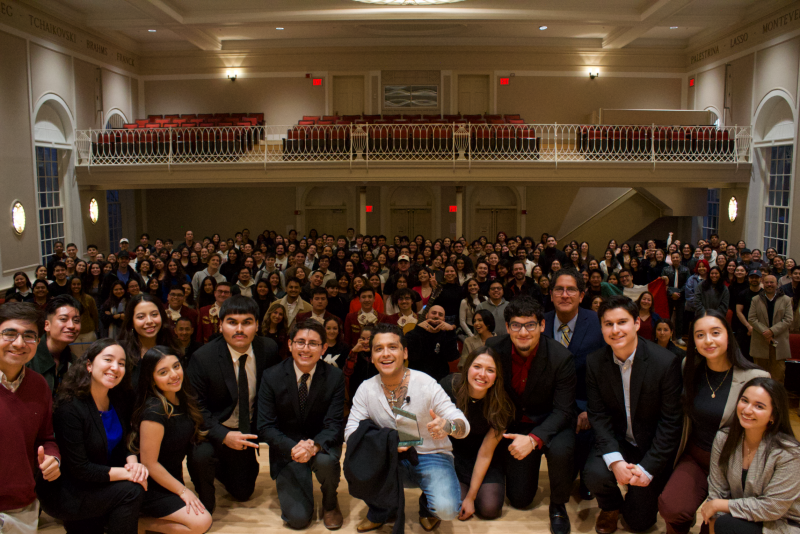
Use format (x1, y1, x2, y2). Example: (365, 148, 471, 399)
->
(75, 124, 752, 169)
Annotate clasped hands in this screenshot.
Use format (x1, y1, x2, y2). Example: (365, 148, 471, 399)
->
(291, 439, 320, 464)
(611, 460, 650, 487)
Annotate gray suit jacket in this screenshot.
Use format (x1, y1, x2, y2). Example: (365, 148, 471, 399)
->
(709, 429, 800, 534)
(748, 292, 794, 361)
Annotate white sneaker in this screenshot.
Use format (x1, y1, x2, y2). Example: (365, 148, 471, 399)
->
(673, 338, 686, 347)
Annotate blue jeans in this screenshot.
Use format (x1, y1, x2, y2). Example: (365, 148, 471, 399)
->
(366, 453, 462, 522)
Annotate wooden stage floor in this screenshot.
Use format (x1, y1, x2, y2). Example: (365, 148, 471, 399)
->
(38, 413, 800, 533)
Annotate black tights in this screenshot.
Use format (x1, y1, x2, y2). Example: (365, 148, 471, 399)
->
(714, 515, 763, 534)
(459, 482, 505, 520)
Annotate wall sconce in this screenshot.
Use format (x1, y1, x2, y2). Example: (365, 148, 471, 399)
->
(589, 68, 600, 80)
(227, 70, 238, 82)
(89, 198, 99, 224)
(11, 201, 25, 235)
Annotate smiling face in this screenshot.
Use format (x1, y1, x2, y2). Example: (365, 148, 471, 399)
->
(693, 315, 729, 367)
(290, 328, 327, 374)
(87, 344, 126, 391)
(133, 301, 162, 340)
(152, 355, 183, 396)
(737, 386, 773, 432)
(600, 307, 640, 357)
(371, 332, 408, 379)
(655, 321, 672, 345)
(45, 305, 81, 345)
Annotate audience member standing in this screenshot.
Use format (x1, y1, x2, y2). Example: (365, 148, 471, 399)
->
(747, 274, 794, 383)
(27, 295, 82, 396)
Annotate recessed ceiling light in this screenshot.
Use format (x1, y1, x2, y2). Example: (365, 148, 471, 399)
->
(670, 26, 678, 29)
(148, 29, 156, 32)
(539, 25, 547, 30)
(276, 27, 284, 30)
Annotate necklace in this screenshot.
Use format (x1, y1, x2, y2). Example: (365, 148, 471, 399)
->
(381, 370, 409, 405)
(705, 365, 732, 398)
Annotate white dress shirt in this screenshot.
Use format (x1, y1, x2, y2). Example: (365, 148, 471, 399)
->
(602, 346, 652, 481)
(222, 343, 257, 429)
(293, 361, 316, 390)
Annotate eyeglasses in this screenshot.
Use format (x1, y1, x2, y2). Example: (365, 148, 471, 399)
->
(292, 340, 323, 349)
(508, 321, 539, 332)
(552, 287, 579, 296)
(1, 329, 38, 344)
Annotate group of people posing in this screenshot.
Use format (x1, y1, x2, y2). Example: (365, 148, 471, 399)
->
(1, 227, 799, 534)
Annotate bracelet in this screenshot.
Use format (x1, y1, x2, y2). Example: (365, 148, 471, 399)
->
(180, 486, 187, 497)
(529, 435, 536, 450)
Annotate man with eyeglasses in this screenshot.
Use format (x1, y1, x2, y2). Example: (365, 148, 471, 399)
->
(0, 302, 62, 534)
(197, 281, 233, 344)
(485, 296, 577, 534)
(543, 269, 605, 501)
(476, 280, 509, 335)
(188, 295, 281, 513)
(258, 320, 346, 530)
(27, 295, 82, 396)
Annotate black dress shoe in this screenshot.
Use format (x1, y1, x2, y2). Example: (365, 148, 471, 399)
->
(549, 503, 571, 534)
(579, 480, 594, 501)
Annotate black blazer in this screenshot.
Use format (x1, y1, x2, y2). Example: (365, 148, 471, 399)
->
(543, 307, 605, 408)
(51, 394, 133, 489)
(586, 337, 683, 477)
(187, 336, 281, 445)
(486, 334, 576, 447)
(256, 358, 346, 479)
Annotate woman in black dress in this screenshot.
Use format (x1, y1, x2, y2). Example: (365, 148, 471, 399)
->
(322, 316, 350, 369)
(131, 346, 212, 533)
(440, 346, 514, 520)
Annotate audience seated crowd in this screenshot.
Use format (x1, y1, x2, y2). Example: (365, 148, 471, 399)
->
(1, 227, 798, 534)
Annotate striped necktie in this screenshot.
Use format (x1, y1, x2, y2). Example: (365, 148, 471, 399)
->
(559, 323, 571, 347)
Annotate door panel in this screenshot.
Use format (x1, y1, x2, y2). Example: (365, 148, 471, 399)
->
(391, 209, 410, 237)
(494, 209, 517, 236)
(305, 209, 347, 237)
(475, 209, 494, 239)
(458, 75, 490, 115)
(411, 209, 432, 239)
(333, 76, 364, 116)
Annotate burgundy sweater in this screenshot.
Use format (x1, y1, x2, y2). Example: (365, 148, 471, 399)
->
(0, 369, 60, 511)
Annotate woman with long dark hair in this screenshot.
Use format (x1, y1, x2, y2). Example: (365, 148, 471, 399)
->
(658, 310, 767, 534)
(262, 301, 290, 360)
(31, 278, 51, 310)
(441, 347, 514, 520)
(253, 279, 276, 324)
(635, 291, 662, 341)
(695, 266, 731, 315)
(130, 346, 212, 533)
(220, 247, 241, 283)
(196, 276, 217, 309)
(629, 256, 649, 286)
(321, 317, 349, 369)
(654, 318, 684, 358)
(701, 377, 800, 534)
(460, 309, 496, 361)
(160, 259, 191, 303)
(101, 280, 128, 338)
(459, 278, 487, 338)
(599, 248, 621, 281)
(70, 276, 100, 347)
(38, 339, 147, 534)
(684, 259, 710, 334)
(84, 261, 105, 308)
(117, 294, 182, 387)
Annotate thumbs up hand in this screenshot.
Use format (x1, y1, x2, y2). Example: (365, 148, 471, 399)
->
(427, 409, 449, 440)
(38, 446, 60, 481)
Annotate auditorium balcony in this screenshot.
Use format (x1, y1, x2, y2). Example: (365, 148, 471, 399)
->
(74, 122, 753, 188)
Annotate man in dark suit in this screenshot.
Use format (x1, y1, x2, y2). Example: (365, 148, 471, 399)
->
(543, 269, 605, 500)
(187, 295, 281, 513)
(258, 320, 346, 530)
(295, 287, 342, 328)
(660, 251, 691, 346)
(486, 296, 576, 534)
(504, 259, 543, 303)
(585, 295, 683, 534)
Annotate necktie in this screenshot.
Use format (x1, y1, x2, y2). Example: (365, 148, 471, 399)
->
(298, 373, 310, 416)
(559, 323, 571, 347)
(237, 354, 250, 434)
